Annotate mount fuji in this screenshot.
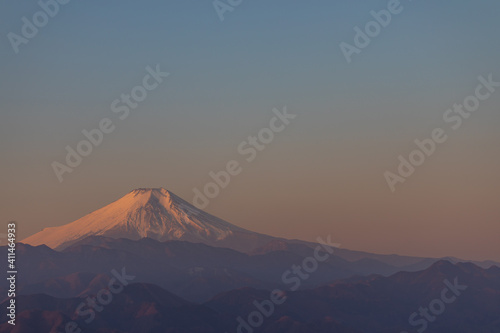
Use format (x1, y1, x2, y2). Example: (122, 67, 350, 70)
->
(22, 188, 277, 252)
(22, 187, 496, 270)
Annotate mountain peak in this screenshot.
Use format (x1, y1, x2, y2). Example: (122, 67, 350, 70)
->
(22, 188, 276, 252)
(130, 187, 171, 195)
(130, 187, 175, 201)
(126, 187, 174, 208)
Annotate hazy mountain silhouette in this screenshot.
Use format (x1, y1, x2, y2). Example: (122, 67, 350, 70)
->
(1, 261, 499, 332)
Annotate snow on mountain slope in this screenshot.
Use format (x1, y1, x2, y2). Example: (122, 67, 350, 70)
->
(22, 188, 275, 251)
(21, 188, 496, 275)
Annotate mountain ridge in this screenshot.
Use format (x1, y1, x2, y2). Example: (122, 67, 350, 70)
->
(22, 188, 277, 252)
(21, 188, 500, 268)
(2, 260, 499, 333)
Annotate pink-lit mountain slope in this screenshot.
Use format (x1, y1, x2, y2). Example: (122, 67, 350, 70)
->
(22, 188, 277, 252)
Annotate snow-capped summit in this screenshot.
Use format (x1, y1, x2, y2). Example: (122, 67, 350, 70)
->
(22, 188, 275, 251)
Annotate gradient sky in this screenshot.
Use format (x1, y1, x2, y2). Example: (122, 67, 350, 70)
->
(1, 0, 499, 262)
